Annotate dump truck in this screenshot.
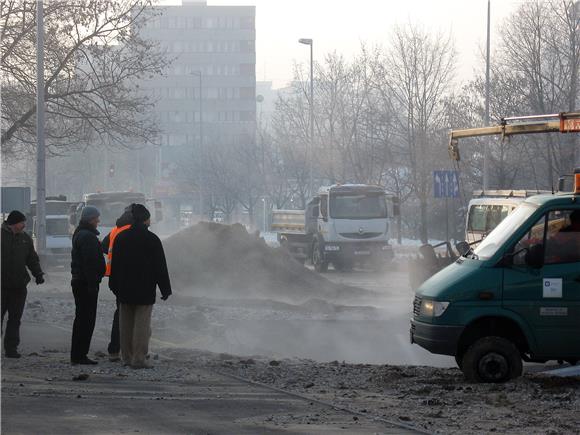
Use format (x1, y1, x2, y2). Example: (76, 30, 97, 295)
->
(271, 184, 397, 272)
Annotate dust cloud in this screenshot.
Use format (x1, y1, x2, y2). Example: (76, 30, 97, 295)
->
(158, 222, 453, 367)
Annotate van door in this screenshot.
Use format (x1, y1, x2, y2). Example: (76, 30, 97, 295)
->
(503, 209, 580, 359)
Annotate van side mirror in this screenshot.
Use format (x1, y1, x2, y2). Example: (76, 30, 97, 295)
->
(455, 241, 470, 256)
(69, 213, 77, 226)
(525, 244, 544, 269)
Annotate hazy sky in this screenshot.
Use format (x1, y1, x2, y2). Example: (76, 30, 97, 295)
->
(175, 0, 529, 88)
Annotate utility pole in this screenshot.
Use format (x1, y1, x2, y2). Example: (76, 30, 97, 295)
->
(299, 38, 314, 197)
(36, 0, 46, 253)
(483, 0, 491, 191)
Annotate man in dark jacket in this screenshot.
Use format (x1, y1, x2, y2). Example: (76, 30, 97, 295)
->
(101, 207, 134, 362)
(109, 204, 171, 369)
(1, 210, 45, 358)
(70, 206, 105, 365)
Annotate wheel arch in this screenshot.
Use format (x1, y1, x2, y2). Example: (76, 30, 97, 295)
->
(457, 316, 531, 358)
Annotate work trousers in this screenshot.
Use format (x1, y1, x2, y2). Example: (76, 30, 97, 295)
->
(70, 280, 99, 362)
(1, 287, 27, 353)
(107, 299, 120, 355)
(119, 303, 153, 367)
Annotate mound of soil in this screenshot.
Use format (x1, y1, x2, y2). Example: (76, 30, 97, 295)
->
(163, 222, 366, 302)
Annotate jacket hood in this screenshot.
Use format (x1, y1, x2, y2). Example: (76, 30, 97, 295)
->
(116, 211, 134, 227)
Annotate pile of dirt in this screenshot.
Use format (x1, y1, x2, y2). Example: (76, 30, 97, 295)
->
(163, 222, 367, 302)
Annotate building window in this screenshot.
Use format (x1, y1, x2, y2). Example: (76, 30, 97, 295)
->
(240, 64, 255, 76)
(240, 87, 255, 100)
(240, 111, 256, 122)
(240, 17, 254, 29)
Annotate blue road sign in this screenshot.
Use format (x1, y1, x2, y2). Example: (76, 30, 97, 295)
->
(434, 170, 460, 198)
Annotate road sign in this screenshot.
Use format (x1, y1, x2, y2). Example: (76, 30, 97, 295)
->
(434, 170, 460, 198)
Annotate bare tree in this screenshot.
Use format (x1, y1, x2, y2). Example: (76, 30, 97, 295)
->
(378, 24, 456, 242)
(1, 0, 169, 158)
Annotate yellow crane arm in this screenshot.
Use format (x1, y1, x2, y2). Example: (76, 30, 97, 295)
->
(449, 112, 580, 161)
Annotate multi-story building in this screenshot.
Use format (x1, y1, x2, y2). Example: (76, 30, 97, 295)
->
(139, 0, 256, 223)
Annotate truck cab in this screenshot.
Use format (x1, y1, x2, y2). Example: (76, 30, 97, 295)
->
(410, 169, 580, 382)
(309, 184, 394, 272)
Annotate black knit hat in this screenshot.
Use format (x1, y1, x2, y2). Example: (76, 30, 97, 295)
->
(131, 204, 151, 223)
(6, 210, 26, 225)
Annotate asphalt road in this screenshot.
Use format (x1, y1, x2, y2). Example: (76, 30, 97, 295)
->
(1, 322, 421, 435)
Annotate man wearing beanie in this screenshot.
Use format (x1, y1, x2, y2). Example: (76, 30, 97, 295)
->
(1, 210, 44, 358)
(70, 206, 105, 365)
(109, 204, 171, 369)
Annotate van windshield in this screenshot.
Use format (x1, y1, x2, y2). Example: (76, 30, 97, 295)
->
(473, 203, 538, 260)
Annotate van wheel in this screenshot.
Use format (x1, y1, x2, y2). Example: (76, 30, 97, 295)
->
(461, 336, 522, 383)
(312, 241, 328, 273)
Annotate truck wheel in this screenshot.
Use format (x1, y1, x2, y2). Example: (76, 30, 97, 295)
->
(462, 336, 522, 383)
(312, 241, 328, 273)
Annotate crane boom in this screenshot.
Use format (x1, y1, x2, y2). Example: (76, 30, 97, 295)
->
(449, 111, 580, 161)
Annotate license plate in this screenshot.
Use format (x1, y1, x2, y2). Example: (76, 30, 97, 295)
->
(354, 250, 370, 256)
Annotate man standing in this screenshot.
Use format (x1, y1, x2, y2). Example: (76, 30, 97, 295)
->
(70, 206, 105, 365)
(1, 210, 44, 358)
(109, 204, 171, 369)
(101, 207, 133, 362)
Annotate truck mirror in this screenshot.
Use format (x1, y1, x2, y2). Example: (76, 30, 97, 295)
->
(312, 205, 319, 218)
(525, 244, 544, 269)
(154, 201, 163, 222)
(392, 197, 401, 217)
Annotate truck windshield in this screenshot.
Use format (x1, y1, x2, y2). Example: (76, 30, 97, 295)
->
(46, 219, 69, 236)
(86, 200, 134, 227)
(329, 193, 387, 219)
(473, 203, 538, 260)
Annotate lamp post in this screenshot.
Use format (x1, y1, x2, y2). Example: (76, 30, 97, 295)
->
(299, 38, 314, 197)
(191, 70, 204, 216)
(36, 0, 46, 253)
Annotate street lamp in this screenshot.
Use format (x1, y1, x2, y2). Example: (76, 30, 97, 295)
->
(299, 38, 314, 197)
(191, 70, 204, 216)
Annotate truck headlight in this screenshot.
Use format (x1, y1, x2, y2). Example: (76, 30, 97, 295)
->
(324, 245, 340, 251)
(420, 300, 450, 317)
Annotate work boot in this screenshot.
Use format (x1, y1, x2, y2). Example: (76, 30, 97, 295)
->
(5, 350, 21, 359)
(71, 357, 98, 365)
(109, 353, 121, 362)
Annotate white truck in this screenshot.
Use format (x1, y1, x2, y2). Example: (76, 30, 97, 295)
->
(272, 184, 397, 272)
(30, 198, 75, 266)
(71, 191, 162, 237)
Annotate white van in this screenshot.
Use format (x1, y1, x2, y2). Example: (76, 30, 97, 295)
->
(465, 190, 550, 245)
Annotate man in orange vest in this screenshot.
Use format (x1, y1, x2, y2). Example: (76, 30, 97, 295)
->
(101, 206, 134, 362)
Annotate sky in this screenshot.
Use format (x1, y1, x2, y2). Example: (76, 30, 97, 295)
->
(169, 0, 529, 88)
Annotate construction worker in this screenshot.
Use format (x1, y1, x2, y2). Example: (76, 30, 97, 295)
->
(101, 206, 134, 362)
(1, 210, 45, 358)
(70, 206, 105, 365)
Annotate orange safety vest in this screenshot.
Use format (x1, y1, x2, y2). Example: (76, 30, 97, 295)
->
(105, 224, 131, 277)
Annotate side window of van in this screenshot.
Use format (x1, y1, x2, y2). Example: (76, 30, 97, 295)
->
(544, 210, 580, 265)
(512, 216, 546, 266)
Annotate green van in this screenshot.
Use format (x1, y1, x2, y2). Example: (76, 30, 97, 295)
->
(410, 170, 580, 383)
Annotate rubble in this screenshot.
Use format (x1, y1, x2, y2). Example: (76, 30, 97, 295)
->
(163, 222, 372, 302)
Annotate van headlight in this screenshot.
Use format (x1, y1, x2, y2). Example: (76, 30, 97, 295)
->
(420, 300, 450, 317)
